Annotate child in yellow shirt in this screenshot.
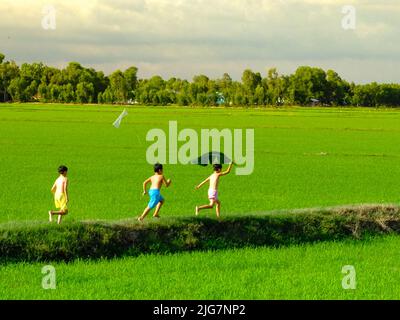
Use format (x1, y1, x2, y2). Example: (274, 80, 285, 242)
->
(49, 165, 69, 224)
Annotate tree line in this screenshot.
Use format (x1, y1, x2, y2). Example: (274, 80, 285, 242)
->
(1, 52, 400, 107)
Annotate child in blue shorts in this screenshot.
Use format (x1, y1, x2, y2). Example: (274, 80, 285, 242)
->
(138, 163, 171, 221)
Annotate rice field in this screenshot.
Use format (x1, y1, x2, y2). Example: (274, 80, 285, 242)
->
(1, 235, 400, 300)
(1, 103, 400, 300)
(0, 104, 400, 223)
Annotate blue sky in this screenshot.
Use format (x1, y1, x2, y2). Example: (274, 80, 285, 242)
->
(1, 0, 399, 83)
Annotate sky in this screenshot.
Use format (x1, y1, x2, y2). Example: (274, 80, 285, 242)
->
(0, 0, 399, 83)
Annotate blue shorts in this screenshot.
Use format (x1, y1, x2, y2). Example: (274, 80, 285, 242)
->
(148, 189, 164, 209)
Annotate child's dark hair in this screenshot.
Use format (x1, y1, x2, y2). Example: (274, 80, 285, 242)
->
(58, 165, 68, 174)
(213, 164, 222, 171)
(154, 163, 163, 173)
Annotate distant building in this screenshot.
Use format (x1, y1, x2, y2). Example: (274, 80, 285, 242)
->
(311, 98, 320, 106)
(216, 92, 226, 105)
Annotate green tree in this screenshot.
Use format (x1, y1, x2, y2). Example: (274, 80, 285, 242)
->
(266, 68, 286, 105)
(60, 83, 75, 103)
(26, 80, 39, 101)
(147, 76, 164, 91)
(76, 82, 95, 103)
(94, 71, 108, 101)
(124, 66, 138, 100)
(176, 91, 190, 106)
(101, 87, 115, 104)
(242, 69, 261, 94)
(38, 82, 49, 102)
(21, 63, 44, 83)
(48, 84, 61, 102)
(241, 69, 262, 106)
(254, 85, 266, 105)
(8, 63, 46, 101)
(288, 66, 328, 105)
(8, 77, 29, 101)
(109, 70, 128, 103)
(326, 70, 349, 106)
(233, 85, 248, 106)
(352, 83, 379, 107)
(219, 73, 233, 89)
(376, 84, 400, 107)
(0, 60, 19, 102)
(65, 62, 84, 87)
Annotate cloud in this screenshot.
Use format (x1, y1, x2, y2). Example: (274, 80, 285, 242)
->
(0, 0, 399, 83)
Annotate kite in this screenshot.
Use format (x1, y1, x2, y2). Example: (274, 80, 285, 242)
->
(113, 109, 128, 128)
(191, 151, 232, 167)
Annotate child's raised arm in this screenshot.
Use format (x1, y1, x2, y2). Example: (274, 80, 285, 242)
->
(163, 176, 172, 187)
(220, 162, 234, 176)
(142, 177, 151, 195)
(195, 177, 210, 190)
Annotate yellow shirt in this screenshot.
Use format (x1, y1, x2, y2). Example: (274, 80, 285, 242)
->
(54, 176, 68, 211)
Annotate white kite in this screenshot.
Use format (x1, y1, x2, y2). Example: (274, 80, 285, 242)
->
(113, 109, 128, 128)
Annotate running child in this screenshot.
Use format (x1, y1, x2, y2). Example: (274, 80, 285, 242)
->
(138, 163, 171, 221)
(195, 162, 234, 218)
(49, 165, 69, 224)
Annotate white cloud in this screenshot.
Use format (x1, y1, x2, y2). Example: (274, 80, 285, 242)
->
(0, 0, 399, 82)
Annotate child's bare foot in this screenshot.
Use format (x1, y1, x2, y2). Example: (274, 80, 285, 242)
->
(195, 206, 199, 216)
(153, 215, 160, 219)
(48, 211, 53, 222)
(137, 216, 143, 222)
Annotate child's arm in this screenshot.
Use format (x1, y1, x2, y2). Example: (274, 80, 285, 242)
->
(50, 182, 56, 193)
(219, 162, 234, 176)
(142, 177, 151, 195)
(195, 177, 210, 190)
(64, 179, 69, 204)
(163, 176, 172, 187)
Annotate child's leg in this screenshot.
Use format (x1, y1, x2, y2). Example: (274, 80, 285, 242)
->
(49, 209, 66, 223)
(215, 200, 221, 218)
(196, 201, 215, 215)
(138, 206, 151, 221)
(55, 210, 68, 224)
(52, 211, 65, 215)
(153, 200, 164, 218)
